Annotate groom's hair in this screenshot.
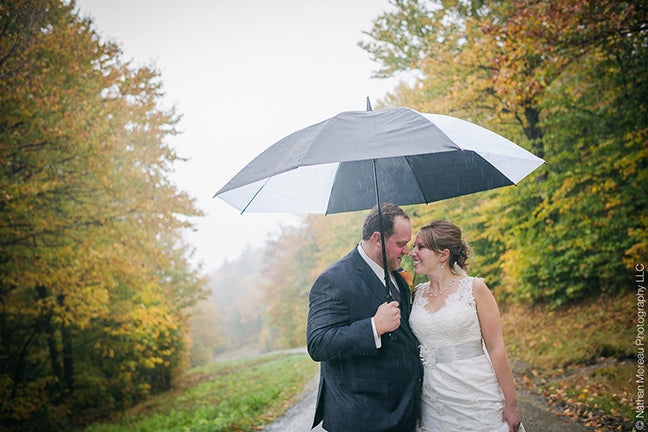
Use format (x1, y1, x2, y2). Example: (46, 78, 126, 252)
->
(362, 203, 409, 241)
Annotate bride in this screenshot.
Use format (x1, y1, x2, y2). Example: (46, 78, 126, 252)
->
(409, 220, 524, 432)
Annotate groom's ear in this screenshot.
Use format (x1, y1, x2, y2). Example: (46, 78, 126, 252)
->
(372, 231, 382, 248)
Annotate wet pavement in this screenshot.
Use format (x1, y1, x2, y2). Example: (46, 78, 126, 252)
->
(261, 374, 325, 432)
(262, 358, 594, 432)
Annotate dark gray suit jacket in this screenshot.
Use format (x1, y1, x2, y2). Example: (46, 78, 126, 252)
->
(307, 247, 423, 432)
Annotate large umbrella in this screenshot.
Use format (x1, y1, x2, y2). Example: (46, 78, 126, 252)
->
(214, 104, 545, 299)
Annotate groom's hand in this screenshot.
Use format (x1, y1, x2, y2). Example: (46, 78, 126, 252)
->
(374, 301, 401, 336)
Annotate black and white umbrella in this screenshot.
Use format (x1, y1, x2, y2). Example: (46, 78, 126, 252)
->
(214, 105, 545, 298)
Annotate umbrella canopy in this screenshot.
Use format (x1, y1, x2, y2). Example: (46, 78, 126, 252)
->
(215, 107, 545, 215)
(214, 106, 545, 301)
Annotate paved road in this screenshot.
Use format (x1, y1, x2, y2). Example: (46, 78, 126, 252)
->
(261, 374, 324, 432)
(262, 359, 593, 432)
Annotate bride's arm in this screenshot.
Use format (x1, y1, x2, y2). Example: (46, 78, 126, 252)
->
(473, 278, 522, 432)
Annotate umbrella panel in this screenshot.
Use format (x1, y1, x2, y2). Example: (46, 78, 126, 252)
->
(326, 151, 514, 214)
(215, 108, 461, 196)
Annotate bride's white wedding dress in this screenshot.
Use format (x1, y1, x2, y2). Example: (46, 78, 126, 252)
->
(410, 276, 522, 432)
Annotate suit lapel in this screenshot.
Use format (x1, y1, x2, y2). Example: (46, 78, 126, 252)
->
(351, 248, 420, 345)
(352, 248, 390, 302)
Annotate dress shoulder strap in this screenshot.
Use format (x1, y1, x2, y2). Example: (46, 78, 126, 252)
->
(457, 276, 476, 305)
(414, 281, 428, 292)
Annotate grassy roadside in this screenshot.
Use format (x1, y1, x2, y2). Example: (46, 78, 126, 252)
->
(500, 292, 635, 431)
(84, 353, 318, 432)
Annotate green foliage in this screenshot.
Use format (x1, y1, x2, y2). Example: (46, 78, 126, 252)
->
(497, 15, 648, 304)
(0, 1, 206, 430)
(84, 353, 319, 432)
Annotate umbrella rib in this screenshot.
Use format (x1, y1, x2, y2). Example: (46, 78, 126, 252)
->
(240, 177, 272, 214)
(324, 163, 342, 216)
(303, 117, 336, 164)
(403, 155, 432, 204)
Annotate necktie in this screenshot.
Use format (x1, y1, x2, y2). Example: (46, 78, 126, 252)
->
(387, 273, 401, 303)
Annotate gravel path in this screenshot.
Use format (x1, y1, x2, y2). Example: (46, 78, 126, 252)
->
(262, 358, 594, 432)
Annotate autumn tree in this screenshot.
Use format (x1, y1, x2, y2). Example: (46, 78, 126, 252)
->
(207, 215, 361, 354)
(188, 301, 224, 366)
(307, 212, 367, 276)
(261, 223, 317, 349)
(0, 1, 205, 430)
(208, 247, 267, 352)
(361, 0, 647, 304)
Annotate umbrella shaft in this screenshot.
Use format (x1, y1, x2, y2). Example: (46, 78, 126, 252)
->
(372, 159, 393, 302)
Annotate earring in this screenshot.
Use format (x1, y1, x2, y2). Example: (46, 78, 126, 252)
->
(440, 264, 444, 270)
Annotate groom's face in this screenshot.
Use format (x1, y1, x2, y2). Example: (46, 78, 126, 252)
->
(383, 216, 412, 271)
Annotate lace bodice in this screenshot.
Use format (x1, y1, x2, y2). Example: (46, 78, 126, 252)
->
(410, 277, 482, 349)
(411, 276, 520, 432)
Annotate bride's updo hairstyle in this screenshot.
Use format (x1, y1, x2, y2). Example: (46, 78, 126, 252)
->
(418, 220, 473, 271)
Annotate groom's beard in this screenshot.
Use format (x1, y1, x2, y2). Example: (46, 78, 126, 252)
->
(385, 254, 403, 272)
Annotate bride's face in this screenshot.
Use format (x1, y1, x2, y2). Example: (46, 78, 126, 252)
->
(410, 232, 441, 275)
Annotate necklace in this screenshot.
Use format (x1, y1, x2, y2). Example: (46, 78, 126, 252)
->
(428, 273, 457, 297)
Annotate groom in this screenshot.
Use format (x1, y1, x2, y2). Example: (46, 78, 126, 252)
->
(307, 203, 423, 432)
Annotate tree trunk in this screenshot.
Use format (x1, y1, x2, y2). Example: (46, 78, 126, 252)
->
(36, 285, 63, 398)
(523, 105, 544, 159)
(58, 295, 74, 394)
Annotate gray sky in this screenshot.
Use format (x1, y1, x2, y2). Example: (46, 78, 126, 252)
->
(76, 0, 402, 271)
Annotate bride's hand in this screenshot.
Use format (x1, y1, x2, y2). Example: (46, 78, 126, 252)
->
(502, 403, 521, 432)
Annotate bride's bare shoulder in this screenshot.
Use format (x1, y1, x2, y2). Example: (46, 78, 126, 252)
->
(470, 277, 494, 299)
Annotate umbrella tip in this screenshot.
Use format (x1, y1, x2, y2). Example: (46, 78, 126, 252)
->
(366, 96, 373, 111)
